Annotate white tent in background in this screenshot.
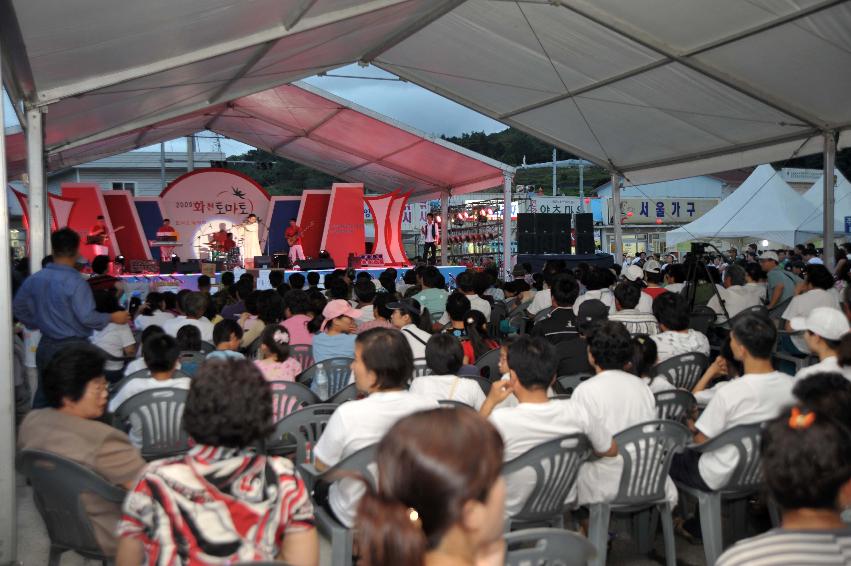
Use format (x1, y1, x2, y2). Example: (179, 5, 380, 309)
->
(666, 165, 820, 248)
(797, 170, 851, 237)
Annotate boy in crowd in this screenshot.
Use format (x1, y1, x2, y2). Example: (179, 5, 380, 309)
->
(481, 335, 617, 517)
(108, 334, 190, 447)
(206, 319, 245, 360)
(439, 271, 490, 324)
(610, 282, 659, 335)
(651, 292, 710, 362)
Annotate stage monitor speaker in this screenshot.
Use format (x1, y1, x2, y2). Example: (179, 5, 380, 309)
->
(575, 213, 595, 255)
(159, 262, 174, 274)
(517, 213, 536, 254)
(178, 261, 200, 274)
(296, 258, 335, 271)
(254, 255, 273, 268)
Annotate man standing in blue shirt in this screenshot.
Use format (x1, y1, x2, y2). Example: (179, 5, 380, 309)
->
(14, 228, 130, 408)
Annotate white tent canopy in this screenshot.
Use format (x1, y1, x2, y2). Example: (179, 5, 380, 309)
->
(797, 170, 851, 236)
(666, 164, 820, 247)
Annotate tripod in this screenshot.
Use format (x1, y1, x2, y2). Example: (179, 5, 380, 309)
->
(681, 242, 731, 327)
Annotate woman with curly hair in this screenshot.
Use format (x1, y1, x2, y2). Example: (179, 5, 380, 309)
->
(115, 359, 318, 566)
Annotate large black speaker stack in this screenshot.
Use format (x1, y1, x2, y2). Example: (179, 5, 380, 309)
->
(517, 213, 572, 254)
(574, 213, 595, 255)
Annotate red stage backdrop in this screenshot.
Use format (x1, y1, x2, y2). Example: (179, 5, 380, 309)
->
(321, 183, 365, 267)
(61, 184, 118, 262)
(297, 190, 331, 258)
(103, 191, 151, 260)
(159, 169, 271, 260)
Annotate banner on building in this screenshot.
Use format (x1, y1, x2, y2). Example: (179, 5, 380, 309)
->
(618, 198, 718, 224)
(527, 196, 603, 222)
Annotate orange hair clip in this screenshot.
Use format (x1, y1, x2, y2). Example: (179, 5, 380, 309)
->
(788, 407, 816, 430)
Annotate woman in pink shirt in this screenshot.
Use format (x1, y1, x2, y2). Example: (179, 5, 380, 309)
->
(254, 325, 302, 383)
(281, 290, 314, 345)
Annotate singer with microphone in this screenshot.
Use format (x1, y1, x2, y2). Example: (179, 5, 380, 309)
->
(240, 213, 262, 263)
(421, 212, 439, 265)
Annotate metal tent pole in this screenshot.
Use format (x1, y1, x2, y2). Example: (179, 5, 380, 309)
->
(824, 131, 836, 268)
(26, 109, 46, 274)
(579, 160, 584, 202)
(502, 172, 513, 278)
(611, 172, 623, 265)
(160, 142, 166, 190)
(0, 42, 19, 565)
(440, 191, 449, 265)
(551, 148, 556, 195)
(186, 135, 195, 172)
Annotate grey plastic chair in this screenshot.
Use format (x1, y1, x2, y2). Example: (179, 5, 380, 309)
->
(438, 399, 473, 409)
(532, 306, 554, 324)
(651, 352, 708, 390)
(688, 306, 717, 334)
(490, 300, 508, 337)
(299, 444, 377, 566)
(297, 357, 353, 400)
(461, 374, 492, 395)
(654, 389, 696, 424)
(555, 373, 592, 397)
(412, 358, 432, 378)
(675, 423, 765, 566)
(474, 347, 502, 381)
(266, 403, 337, 463)
(19, 450, 127, 566)
(328, 383, 358, 404)
(200, 341, 216, 353)
(507, 301, 532, 335)
(289, 344, 314, 370)
(588, 420, 690, 566)
(502, 434, 591, 530)
(178, 350, 206, 377)
(504, 528, 597, 566)
(269, 381, 320, 422)
(244, 336, 262, 360)
(114, 387, 190, 461)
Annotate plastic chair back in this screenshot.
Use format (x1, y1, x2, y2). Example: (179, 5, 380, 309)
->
(110, 368, 190, 396)
(245, 337, 262, 360)
(268, 403, 338, 463)
(689, 306, 716, 334)
(438, 399, 472, 409)
(200, 341, 215, 353)
(652, 352, 708, 390)
(490, 301, 508, 337)
(462, 374, 492, 395)
(114, 387, 190, 460)
(178, 350, 206, 377)
(504, 528, 596, 566)
(533, 306, 553, 324)
(474, 347, 502, 381)
(412, 358, 432, 379)
(502, 434, 591, 524)
(289, 344, 314, 370)
(19, 450, 126, 562)
(694, 423, 765, 494)
(555, 373, 592, 397)
(613, 420, 690, 506)
(654, 389, 697, 424)
(269, 381, 320, 422)
(328, 383, 358, 404)
(297, 357, 353, 400)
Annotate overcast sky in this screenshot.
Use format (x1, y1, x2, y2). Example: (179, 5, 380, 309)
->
(3, 64, 507, 156)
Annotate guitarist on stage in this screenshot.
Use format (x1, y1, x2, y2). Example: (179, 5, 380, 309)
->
(88, 215, 112, 256)
(285, 218, 306, 264)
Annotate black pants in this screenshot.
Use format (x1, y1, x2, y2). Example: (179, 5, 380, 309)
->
(670, 448, 712, 491)
(424, 242, 437, 264)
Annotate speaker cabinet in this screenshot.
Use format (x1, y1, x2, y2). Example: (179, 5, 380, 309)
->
(516, 213, 571, 254)
(254, 255, 273, 268)
(575, 213, 595, 255)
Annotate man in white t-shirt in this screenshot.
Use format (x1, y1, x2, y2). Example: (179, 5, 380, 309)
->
(792, 308, 851, 380)
(570, 321, 677, 506)
(313, 328, 438, 527)
(670, 313, 795, 491)
(409, 333, 485, 409)
(162, 292, 214, 343)
(651, 292, 710, 362)
(107, 334, 191, 447)
(481, 335, 616, 517)
(438, 270, 491, 324)
(781, 264, 841, 355)
(133, 292, 175, 331)
(620, 265, 654, 314)
(706, 264, 764, 323)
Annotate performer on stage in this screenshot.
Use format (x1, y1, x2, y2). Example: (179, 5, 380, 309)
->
(223, 232, 236, 252)
(88, 215, 110, 256)
(285, 218, 305, 264)
(155, 218, 178, 260)
(241, 213, 262, 263)
(210, 223, 229, 250)
(421, 212, 439, 265)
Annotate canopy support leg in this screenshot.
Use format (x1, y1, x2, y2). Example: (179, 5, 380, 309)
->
(440, 191, 449, 265)
(824, 131, 836, 268)
(26, 109, 46, 275)
(611, 173, 623, 265)
(503, 172, 513, 278)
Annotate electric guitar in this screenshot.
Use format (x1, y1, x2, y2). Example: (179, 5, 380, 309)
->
(287, 223, 314, 246)
(86, 225, 125, 245)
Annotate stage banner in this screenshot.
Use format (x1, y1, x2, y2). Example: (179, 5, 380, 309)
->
(321, 183, 365, 267)
(364, 192, 395, 264)
(158, 169, 271, 260)
(61, 183, 119, 262)
(103, 191, 151, 260)
(297, 190, 331, 258)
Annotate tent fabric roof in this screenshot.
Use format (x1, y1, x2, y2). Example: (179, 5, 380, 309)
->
(2, 1, 850, 187)
(665, 164, 820, 247)
(798, 170, 851, 236)
(3, 82, 512, 200)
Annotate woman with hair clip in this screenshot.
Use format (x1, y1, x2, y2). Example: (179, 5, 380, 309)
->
(254, 324, 302, 383)
(460, 310, 500, 365)
(717, 402, 851, 565)
(630, 334, 675, 393)
(356, 408, 507, 566)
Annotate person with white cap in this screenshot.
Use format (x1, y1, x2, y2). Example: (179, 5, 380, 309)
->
(792, 307, 851, 380)
(311, 299, 361, 363)
(621, 264, 654, 314)
(642, 259, 668, 300)
(760, 250, 801, 312)
(781, 264, 841, 355)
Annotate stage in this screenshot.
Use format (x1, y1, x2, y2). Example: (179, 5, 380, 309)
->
(117, 265, 467, 297)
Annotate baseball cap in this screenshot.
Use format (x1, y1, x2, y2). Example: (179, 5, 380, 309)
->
(759, 251, 779, 262)
(387, 298, 422, 318)
(789, 307, 849, 341)
(320, 299, 362, 331)
(577, 299, 609, 334)
(623, 264, 644, 282)
(643, 260, 661, 274)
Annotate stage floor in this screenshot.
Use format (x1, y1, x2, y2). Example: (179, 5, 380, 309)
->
(118, 265, 466, 294)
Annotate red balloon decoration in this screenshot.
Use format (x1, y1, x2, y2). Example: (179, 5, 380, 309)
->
(656, 218, 663, 225)
(626, 211, 634, 217)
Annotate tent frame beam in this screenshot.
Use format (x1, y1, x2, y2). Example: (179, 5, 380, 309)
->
(284, 0, 320, 30)
(207, 40, 280, 105)
(502, 0, 846, 121)
(33, 0, 410, 105)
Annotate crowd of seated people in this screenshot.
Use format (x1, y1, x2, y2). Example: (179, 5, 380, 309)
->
(11, 233, 851, 565)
